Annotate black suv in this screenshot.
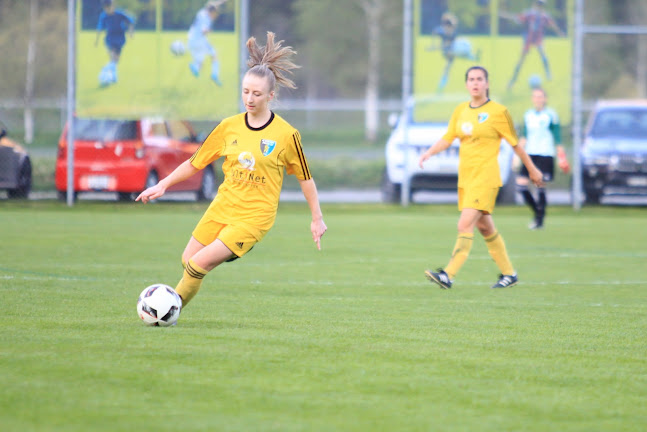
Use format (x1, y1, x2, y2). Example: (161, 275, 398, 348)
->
(0, 122, 32, 199)
(581, 100, 647, 204)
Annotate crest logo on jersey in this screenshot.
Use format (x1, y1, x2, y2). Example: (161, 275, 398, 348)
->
(238, 152, 255, 171)
(260, 139, 276, 156)
(461, 122, 474, 135)
(478, 112, 489, 123)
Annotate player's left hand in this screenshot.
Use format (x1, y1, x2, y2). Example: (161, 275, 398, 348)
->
(311, 219, 327, 250)
(530, 167, 545, 188)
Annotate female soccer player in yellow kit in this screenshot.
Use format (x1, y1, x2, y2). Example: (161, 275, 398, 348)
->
(418, 66, 543, 289)
(136, 32, 327, 308)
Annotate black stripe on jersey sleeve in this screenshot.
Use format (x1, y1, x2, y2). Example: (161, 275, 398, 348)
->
(292, 131, 312, 179)
(190, 123, 220, 163)
(503, 110, 519, 140)
(189, 143, 204, 163)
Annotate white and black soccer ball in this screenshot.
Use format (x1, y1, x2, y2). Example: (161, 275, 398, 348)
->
(170, 39, 186, 56)
(137, 284, 182, 327)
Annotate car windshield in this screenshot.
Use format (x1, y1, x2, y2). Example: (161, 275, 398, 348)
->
(589, 108, 647, 138)
(73, 119, 138, 141)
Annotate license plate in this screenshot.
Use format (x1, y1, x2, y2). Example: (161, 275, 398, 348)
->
(87, 175, 110, 190)
(627, 176, 647, 187)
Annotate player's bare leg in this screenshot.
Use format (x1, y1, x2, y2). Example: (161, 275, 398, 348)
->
(175, 237, 235, 306)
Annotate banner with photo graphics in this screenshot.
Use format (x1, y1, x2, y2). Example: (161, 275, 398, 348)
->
(76, 0, 239, 120)
(413, 0, 572, 125)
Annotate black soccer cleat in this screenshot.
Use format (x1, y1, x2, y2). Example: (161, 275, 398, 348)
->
(491, 273, 518, 289)
(425, 269, 453, 289)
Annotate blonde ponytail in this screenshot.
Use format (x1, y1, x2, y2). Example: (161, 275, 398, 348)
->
(246, 32, 300, 92)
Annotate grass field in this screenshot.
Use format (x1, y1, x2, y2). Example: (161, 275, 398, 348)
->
(1, 201, 646, 431)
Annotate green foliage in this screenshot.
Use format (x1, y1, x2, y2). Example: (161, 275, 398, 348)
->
(31, 155, 56, 191)
(1, 202, 646, 431)
(0, 5, 67, 99)
(293, 0, 403, 98)
(283, 157, 384, 190)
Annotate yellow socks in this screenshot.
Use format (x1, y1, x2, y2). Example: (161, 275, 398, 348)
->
(175, 259, 208, 307)
(484, 231, 515, 275)
(445, 232, 474, 279)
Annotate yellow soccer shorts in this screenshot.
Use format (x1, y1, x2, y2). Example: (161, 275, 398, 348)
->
(458, 187, 499, 214)
(192, 216, 268, 258)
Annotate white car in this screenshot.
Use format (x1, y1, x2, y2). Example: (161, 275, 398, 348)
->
(381, 98, 516, 204)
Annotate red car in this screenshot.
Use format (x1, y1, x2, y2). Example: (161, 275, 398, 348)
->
(55, 118, 216, 201)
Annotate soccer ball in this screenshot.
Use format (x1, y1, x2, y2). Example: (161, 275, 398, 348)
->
(451, 37, 473, 58)
(170, 40, 186, 56)
(137, 284, 182, 327)
(528, 74, 543, 89)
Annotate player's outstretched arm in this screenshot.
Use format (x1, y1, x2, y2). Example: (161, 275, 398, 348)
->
(298, 178, 327, 250)
(419, 138, 452, 168)
(136, 160, 200, 203)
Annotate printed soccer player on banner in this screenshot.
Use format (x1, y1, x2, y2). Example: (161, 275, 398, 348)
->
(426, 11, 481, 92)
(187, 0, 230, 86)
(94, 0, 135, 87)
(499, 0, 566, 90)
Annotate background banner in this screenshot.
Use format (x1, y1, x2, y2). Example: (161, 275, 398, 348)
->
(76, 0, 239, 120)
(413, 0, 572, 125)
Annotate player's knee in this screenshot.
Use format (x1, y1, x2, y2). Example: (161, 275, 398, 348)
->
(477, 223, 495, 238)
(457, 220, 474, 233)
(181, 252, 193, 268)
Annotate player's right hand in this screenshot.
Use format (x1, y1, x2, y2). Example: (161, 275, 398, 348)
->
(418, 152, 431, 169)
(136, 184, 166, 203)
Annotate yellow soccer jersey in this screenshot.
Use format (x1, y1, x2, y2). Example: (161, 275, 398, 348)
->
(190, 112, 311, 231)
(442, 100, 518, 188)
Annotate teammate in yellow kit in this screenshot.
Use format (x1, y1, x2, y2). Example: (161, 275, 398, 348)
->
(418, 66, 543, 289)
(137, 32, 327, 308)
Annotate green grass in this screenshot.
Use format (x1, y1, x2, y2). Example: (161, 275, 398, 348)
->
(1, 201, 646, 431)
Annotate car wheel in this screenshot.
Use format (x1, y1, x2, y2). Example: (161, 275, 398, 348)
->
(117, 192, 136, 202)
(142, 171, 159, 202)
(7, 158, 32, 199)
(584, 189, 601, 205)
(145, 171, 159, 189)
(380, 169, 402, 203)
(196, 166, 216, 201)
